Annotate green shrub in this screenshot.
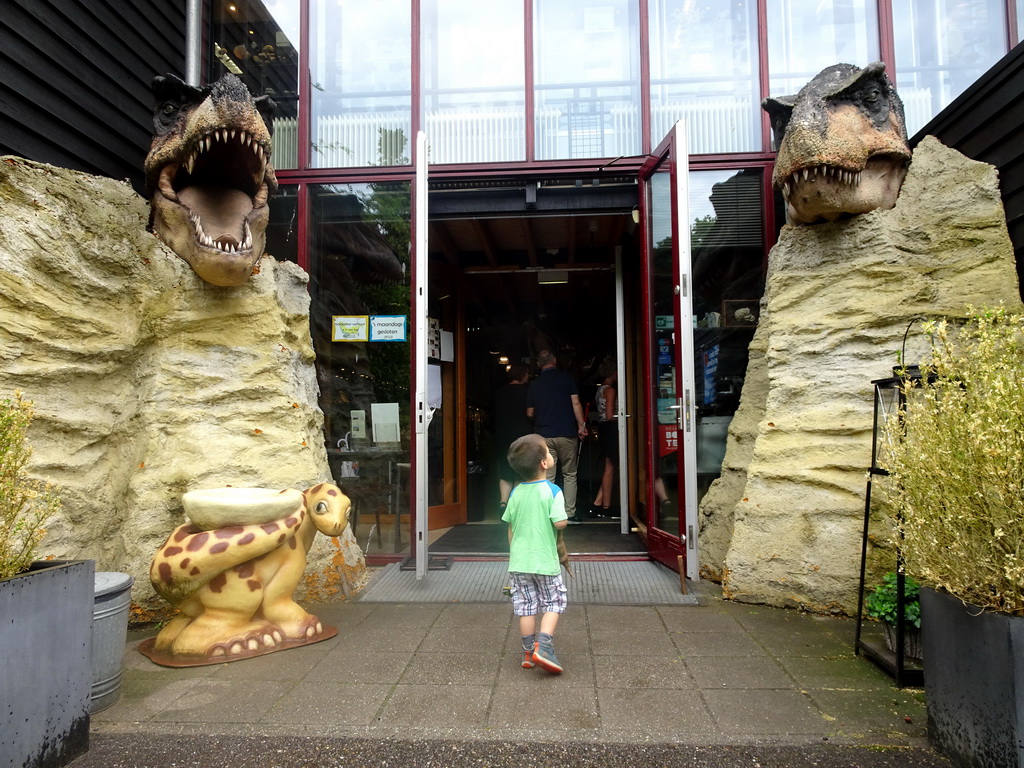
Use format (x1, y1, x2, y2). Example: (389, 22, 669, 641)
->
(881, 306, 1024, 615)
(865, 571, 921, 629)
(0, 392, 60, 579)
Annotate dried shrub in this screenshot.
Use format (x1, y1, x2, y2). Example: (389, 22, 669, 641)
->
(0, 393, 60, 580)
(880, 306, 1024, 615)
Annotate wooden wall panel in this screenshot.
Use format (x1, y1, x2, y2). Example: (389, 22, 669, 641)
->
(0, 0, 187, 194)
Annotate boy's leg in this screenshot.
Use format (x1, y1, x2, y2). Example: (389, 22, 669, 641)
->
(510, 573, 541, 668)
(531, 574, 567, 674)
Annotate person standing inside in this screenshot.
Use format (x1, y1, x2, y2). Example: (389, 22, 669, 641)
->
(493, 363, 532, 515)
(502, 433, 569, 674)
(526, 349, 587, 524)
(591, 361, 618, 516)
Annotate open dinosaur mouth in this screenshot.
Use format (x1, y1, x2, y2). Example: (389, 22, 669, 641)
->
(156, 128, 270, 255)
(779, 153, 908, 203)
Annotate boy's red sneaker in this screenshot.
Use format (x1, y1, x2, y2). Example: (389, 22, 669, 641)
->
(522, 646, 535, 669)
(532, 641, 563, 674)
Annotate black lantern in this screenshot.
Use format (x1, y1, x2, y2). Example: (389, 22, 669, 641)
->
(854, 368, 924, 688)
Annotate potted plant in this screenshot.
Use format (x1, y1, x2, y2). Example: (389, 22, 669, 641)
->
(864, 571, 922, 660)
(881, 305, 1024, 768)
(0, 392, 93, 768)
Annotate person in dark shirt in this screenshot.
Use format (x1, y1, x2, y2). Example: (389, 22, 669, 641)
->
(493, 363, 532, 513)
(525, 349, 587, 524)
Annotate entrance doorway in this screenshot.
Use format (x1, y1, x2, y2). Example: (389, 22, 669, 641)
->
(424, 182, 646, 558)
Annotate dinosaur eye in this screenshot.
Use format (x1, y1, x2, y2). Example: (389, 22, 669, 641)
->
(864, 88, 881, 104)
(314, 500, 329, 515)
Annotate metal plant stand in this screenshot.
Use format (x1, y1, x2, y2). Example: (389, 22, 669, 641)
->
(854, 374, 923, 688)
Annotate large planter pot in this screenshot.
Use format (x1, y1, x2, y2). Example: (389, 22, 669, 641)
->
(0, 560, 95, 768)
(921, 587, 1024, 768)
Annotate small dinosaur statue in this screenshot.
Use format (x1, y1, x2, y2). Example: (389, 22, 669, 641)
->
(145, 73, 278, 286)
(140, 483, 350, 666)
(762, 62, 911, 226)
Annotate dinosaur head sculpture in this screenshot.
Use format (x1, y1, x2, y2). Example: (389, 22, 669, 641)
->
(762, 62, 911, 226)
(145, 74, 278, 286)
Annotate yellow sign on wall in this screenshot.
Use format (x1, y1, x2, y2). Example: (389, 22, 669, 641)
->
(332, 316, 369, 342)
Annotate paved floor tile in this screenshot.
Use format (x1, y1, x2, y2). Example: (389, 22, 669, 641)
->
(378, 684, 492, 728)
(593, 654, 694, 689)
(686, 655, 793, 689)
(597, 687, 716, 734)
(777, 654, 893, 690)
(398, 651, 500, 685)
(489, 683, 599, 729)
(702, 689, 828, 735)
(590, 629, 680, 656)
(419, 624, 509, 653)
(260, 681, 394, 726)
(658, 608, 743, 634)
(671, 630, 766, 657)
(150, 679, 292, 723)
(311, 648, 414, 684)
(585, 605, 670, 633)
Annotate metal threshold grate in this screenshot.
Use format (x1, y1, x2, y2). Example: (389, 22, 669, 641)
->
(356, 559, 699, 605)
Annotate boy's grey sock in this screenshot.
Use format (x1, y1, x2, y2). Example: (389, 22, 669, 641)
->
(538, 632, 554, 647)
(521, 634, 535, 651)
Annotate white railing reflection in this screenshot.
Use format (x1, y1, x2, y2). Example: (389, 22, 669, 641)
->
(275, 96, 790, 167)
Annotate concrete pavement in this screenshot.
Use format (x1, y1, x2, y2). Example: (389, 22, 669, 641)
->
(71, 578, 951, 767)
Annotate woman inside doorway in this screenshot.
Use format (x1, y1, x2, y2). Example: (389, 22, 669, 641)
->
(493, 363, 532, 514)
(590, 358, 618, 517)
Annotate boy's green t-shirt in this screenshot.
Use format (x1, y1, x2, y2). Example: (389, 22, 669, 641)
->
(501, 479, 567, 576)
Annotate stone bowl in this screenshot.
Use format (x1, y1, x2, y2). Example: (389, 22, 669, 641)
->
(183, 487, 304, 531)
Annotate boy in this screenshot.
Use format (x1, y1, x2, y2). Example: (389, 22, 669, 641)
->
(501, 433, 569, 674)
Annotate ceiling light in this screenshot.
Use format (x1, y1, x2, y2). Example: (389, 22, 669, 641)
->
(537, 269, 568, 285)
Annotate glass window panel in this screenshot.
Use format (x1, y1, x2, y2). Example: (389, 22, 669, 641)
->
(892, 0, 1009, 137)
(210, 1, 299, 170)
(309, 182, 412, 555)
(310, 0, 412, 168)
(421, 0, 526, 163)
(266, 185, 299, 264)
(648, 0, 760, 153)
(689, 169, 764, 502)
(766, 0, 879, 97)
(534, 0, 641, 160)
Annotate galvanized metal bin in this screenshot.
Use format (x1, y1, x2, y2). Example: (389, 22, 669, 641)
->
(90, 572, 134, 714)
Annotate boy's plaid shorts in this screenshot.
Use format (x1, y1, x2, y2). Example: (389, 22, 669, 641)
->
(509, 572, 567, 616)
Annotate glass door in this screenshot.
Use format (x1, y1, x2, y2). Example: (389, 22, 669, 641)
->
(638, 121, 698, 579)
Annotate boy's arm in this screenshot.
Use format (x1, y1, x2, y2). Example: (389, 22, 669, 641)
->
(553, 519, 568, 530)
(508, 524, 514, 544)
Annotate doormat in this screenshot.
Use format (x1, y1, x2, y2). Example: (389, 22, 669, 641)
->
(356, 559, 699, 605)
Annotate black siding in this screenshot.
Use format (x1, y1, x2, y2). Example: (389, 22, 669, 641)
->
(0, 0, 186, 195)
(912, 42, 1024, 301)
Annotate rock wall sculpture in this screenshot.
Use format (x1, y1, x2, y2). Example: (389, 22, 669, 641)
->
(699, 137, 1023, 612)
(0, 156, 368, 618)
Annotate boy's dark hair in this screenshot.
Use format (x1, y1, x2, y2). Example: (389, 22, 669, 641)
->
(507, 433, 547, 480)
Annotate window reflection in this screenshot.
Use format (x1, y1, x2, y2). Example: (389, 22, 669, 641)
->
(648, 0, 760, 153)
(421, 0, 526, 163)
(892, 0, 1008, 136)
(266, 185, 299, 264)
(766, 0, 879, 97)
(534, 0, 641, 159)
(210, 0, 299, 169)
(309, 183, 412, 555)
(689, 170, 763, 502)
(309, 0, 412, 168)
